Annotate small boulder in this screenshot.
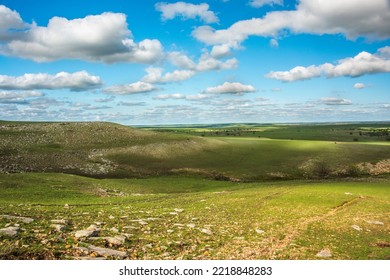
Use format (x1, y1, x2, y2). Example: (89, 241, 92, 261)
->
(367, 220, 384, 225)
(106, 236, 127, 246)
(51, 219, 68, 225)
(51, 224, 66, 232)
(351, 225, 363, 231)
(75, 229, 99, 239)
(87, 245, 127, 258)
(201, 228, 213, 235)
(0, 226, 20, 238)
(316, 249, 332, 258)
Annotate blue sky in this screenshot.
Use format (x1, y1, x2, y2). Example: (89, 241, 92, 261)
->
(0, 0, 389, 124)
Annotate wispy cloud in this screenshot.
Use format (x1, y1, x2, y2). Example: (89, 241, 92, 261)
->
(103, 82, 155, 95)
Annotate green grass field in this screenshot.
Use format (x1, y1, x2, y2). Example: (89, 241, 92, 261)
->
(0, 121, 389, 259)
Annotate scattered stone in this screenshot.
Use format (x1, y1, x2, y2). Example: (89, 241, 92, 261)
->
(75, 229, 99, 239)
(0, 226, 20, 238)
(110, 227, 119, 233)
(88, 245, 127, 258)
(123, 226, 137, 230)
(108, 215, 115, 220)
(139, 221, 148, 226)
(120, 216, 128, 219)
(201, 229, 213, 235)
(316, 249, 332, 258)
(167, 230, 174, 233)
(233, 236, 245, 240)
(255, 229, 265, 234)
(367, 220, 384, 225)
(106, 236, 126, 246)
(173, 223, 184, 227)
(1, 215, 34, 224)
(169, 212, 178, 215)
(51, 224, 66, 232)
(344, 192, 353, 195)
(187, 224, 196, 228)
(351, 225, 363, 231)
(64, 204, 69, 209)
(147, 218, 160, 221)
(51, 219, 68, 225)
(87, 225, 99, 231)
(174, 208, 184, 213)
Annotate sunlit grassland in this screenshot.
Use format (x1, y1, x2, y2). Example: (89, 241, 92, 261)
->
(0, 173, 389, 259)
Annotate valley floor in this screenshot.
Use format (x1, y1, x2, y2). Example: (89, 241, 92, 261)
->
(1, 173, 389, 260)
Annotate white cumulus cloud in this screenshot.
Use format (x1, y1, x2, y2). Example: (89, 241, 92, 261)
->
(266, 48, 390, 82)
(155, 2, 218, 23)
(205, 82, 256, 94)
(1, 9, 163, 63)
(353, 83, 366, 89)
(103, 82, 155, 95)
(0, 71, 102, 91)
(193, 0, 390, 46)
(0, 5, 26, 36)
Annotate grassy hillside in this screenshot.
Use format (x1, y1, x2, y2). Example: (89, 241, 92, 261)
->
(1, 121, 390, 180)
(1, 121, 389, 260)
(0, 173, 389, 260)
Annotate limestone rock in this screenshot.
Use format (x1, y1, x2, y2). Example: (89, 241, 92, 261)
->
(316, 249, 332, 258)
(88, 245, 127, 258)
(0, 226, 20, 238)
(351, 225, 363, 231)
(51, 224, 66, 232)
(1, 215, 34, 224)
(201, 228, 213, 235)
(51, 219, 68, 225)
(75, 229, 99, 239)
(367, 220, 384, 225)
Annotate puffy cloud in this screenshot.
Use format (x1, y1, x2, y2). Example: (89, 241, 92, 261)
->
(0, 5, 26, 39)
(1, 9, 163, 63)
(142, 67, 195, 83)
(168, 51, 238, 72)
(103, 82, 155, 95)
(353, 83, 366, 89)
(249, 0, 283, 8)
(155, 2, 218, 23)
(320, 97, 352, 105)
(0, 71, 102, 91)
(210, 43, 236, 58)
(193, 0, 390, 46)
(266, 65, 322, 82)
(266, 48, 390, 82)
(205, 82, 256, 94)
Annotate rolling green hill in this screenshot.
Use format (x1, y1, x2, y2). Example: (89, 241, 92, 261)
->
(1, 121, 390, 180)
